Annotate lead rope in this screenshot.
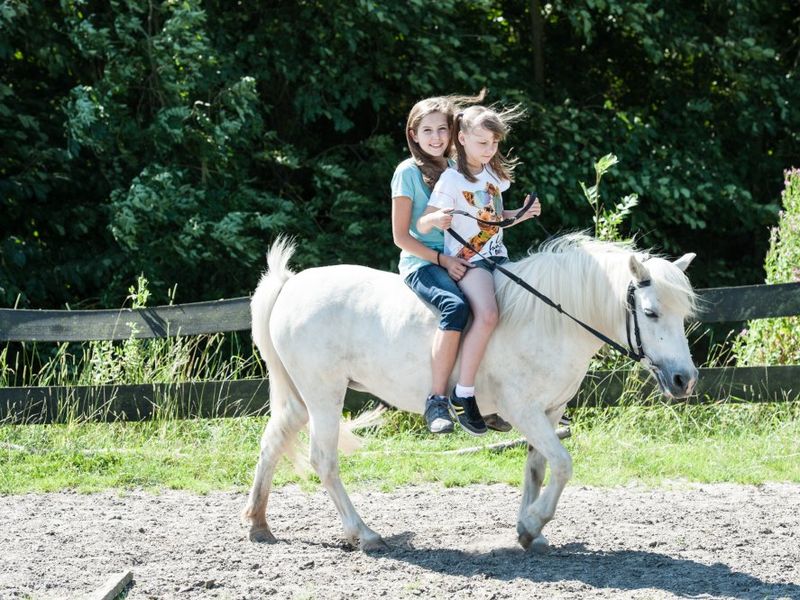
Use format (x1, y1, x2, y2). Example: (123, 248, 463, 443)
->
(445, 223, 646, 362)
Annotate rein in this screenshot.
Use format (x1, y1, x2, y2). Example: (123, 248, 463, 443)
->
(445, 209, 649, 362)
(450, 192, 538, 228)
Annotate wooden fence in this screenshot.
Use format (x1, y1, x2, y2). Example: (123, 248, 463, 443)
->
(1, 282, 799, 423)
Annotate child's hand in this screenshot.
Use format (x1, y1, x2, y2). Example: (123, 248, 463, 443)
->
(440, 254, 473, 282)
(518, 195, 541, 222)
(429, 208, 454, 231)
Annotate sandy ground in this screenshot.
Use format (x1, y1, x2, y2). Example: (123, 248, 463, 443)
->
(1, 482, 799, 599)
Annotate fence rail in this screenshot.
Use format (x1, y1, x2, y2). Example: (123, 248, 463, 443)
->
(1, 282, 798, 423)
(2, 282, 799, 343)
(0, 298, 251, 342)
(1, 366, 798, 425)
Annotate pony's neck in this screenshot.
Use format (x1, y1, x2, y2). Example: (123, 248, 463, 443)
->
(496, 240, 632, 350)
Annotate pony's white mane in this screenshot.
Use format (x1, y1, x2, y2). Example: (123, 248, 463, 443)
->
(495, 233, 697, 337)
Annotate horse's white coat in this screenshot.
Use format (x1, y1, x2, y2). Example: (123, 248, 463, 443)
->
(243, 234, 698, 550)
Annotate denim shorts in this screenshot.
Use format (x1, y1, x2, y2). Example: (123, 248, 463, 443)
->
(404, 264, 470, 332)
(471, 256, 509, 272)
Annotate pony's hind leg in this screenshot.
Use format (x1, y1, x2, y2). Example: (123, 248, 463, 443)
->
(307, 397, 385, 551)
(243, 397, 308, 543)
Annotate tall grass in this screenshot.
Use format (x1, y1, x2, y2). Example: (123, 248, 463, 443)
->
(1, 276, 265, 423)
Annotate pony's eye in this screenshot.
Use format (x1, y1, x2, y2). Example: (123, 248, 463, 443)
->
(644, 309, 659, 319)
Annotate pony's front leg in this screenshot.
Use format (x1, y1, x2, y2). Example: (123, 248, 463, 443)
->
(517, 444, 548, 549)
(514, 410, 572, 550)
(307, 408, 386, 551)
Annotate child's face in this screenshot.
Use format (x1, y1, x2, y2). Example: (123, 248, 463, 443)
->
(459, 125, 499, 168)
(411, 112, 450, 158)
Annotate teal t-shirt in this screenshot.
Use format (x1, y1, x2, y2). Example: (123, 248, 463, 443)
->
(391, 158, 446, 278)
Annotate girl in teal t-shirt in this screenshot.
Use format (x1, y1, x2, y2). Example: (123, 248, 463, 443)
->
(391, 92, 511, 436)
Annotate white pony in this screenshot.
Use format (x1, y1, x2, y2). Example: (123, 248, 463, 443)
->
(243, 233, 698, 551)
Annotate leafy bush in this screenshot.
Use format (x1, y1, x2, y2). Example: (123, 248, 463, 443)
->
(732, 169, 800, 365)
(2, 1, 798, 308)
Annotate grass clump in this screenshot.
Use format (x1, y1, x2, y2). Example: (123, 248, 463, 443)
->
(3, 397, 799, 495)
(1, 276, 265, 422)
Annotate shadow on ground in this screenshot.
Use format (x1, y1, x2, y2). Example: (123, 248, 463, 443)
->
(373, 533, 799, 599)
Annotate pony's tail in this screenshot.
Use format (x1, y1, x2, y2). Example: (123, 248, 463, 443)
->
(338, 405, 387, 455)
(251, 236, 310, 473)
(251, 237, 383, 468)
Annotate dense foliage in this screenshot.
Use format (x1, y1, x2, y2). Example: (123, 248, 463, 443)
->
(733, 169, 800, 365)
(2, 0, 799, 307)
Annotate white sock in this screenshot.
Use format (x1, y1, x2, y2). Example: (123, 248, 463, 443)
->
(455, 384, 475, 398)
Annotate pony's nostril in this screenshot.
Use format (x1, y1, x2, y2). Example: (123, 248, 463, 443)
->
(673, 373, 686, 390)
(672, 371, 697, 394)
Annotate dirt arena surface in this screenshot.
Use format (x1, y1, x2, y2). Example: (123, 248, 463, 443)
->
(1, 482, 798, 599)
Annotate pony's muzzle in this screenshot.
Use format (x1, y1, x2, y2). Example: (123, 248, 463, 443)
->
(670, 366, 699, 398)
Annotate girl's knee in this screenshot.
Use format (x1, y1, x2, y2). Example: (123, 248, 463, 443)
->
(473, 305, 499, 329)
(443, 297, 470, 331)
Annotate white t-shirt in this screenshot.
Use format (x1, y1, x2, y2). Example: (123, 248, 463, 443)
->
(428, 166, 511, 262)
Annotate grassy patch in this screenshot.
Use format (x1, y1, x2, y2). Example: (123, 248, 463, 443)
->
(2, 402, 799, 495)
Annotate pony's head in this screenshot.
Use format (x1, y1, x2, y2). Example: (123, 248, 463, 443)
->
(626, 251, 698, 398)
(497, 233, 699, 399)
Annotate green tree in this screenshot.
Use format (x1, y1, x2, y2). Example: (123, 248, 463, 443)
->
(1, 1, 798, 308)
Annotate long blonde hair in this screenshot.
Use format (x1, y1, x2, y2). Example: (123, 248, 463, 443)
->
(453, 104, 524, 183)
(405, 90, 487, 188)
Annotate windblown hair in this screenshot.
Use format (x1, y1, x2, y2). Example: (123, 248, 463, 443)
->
(405, 89, 487, 188)
(454, 103, 525, 183)
(494, 233, 698, 337)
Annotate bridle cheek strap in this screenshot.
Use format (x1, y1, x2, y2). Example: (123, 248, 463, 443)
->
(626, 280, 650, 362)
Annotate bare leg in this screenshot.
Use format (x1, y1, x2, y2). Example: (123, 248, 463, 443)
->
(430, 329, 460, 396)
(456, 268, 498, 387)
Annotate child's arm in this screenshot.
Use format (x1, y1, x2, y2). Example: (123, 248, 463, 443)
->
(419, 175, 457, 234)
(503, 193, 541, 227)
(394, 198, 471, 280)
(391, 196, 442, 264)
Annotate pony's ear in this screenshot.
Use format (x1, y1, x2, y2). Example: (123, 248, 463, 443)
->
(629, 254, 650, 282)
(673, 253, 696, 272)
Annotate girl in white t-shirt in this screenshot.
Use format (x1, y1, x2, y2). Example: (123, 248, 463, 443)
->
(417, 104, 541, 435)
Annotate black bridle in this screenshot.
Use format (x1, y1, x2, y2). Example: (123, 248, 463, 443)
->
(445, 200, 649, 362)
(624, 279, 650, 362)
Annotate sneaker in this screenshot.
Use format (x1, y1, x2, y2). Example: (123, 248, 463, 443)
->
(484, 413, 512, 432)
(448, 389, 488, 436)
(556, 412, 572, 439)
(424, 394, 454, 434)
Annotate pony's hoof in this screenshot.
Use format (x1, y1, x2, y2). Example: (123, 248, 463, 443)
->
(517, 519, 539, 550)
(517, 513, 546, 550)
(529, 534, 551, 554)
(517, 522, 535, 549)
(518, 531, 534, 550)
(359, 532, 388, 552)
(249, 526, 277, 543)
